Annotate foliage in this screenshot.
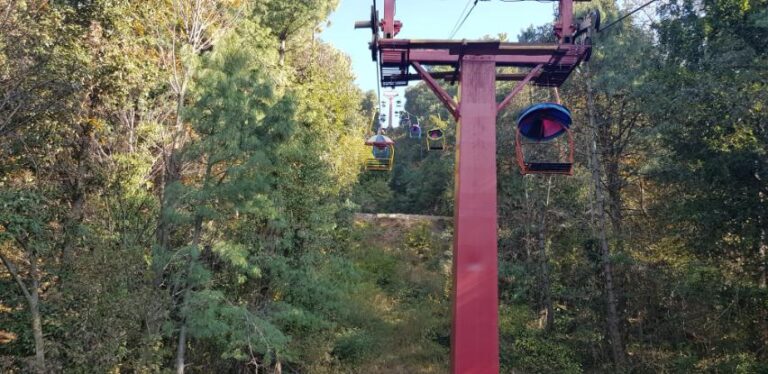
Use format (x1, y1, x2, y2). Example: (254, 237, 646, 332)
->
(1, 0, 767, 372)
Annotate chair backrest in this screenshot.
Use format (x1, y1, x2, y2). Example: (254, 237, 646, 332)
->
(517, 103, 572, 141)
(428, 129, 443, 139)
(410, 124, 421, 138)
(372, 145, 391, 158)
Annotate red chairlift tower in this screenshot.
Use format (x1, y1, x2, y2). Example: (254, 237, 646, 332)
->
(356, 1, 597, 372)
(382, 90, 399, 129)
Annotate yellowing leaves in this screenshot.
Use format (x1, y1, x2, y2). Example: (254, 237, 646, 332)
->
(0, 330, 18, 344)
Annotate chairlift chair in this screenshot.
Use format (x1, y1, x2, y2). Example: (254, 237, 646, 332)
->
(364, 134, 395, 171)
(409, 121, 422, 139)
(426, 128, 445, 150)
(515, 103, 574, 175)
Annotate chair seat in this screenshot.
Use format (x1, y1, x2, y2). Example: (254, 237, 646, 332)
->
(366, 159, 391, 171)
(525, 162, 573, 173)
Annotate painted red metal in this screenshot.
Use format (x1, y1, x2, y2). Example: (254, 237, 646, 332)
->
(497, 64, 544, 113)
(383, 91, 398, 128)
(379, 39, 562, 55)
(381, 0, 401, 38)
(384, 48, 554, 65)
(555, 0, 575, 42)
(396, 72, 543, 82)
(452, 55, 500, 374)
(411, 62, 458, 120)
(380, 46, 589, 86)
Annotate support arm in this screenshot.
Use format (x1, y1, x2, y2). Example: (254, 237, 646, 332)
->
(497, 64, 544, 114)
(412, 62, 459, 120)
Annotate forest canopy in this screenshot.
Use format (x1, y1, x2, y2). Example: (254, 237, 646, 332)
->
(1, 0, 767, 373)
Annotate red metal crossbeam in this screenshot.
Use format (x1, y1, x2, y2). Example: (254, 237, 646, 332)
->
(393, 72, 542, 82)
(379, 40, 570, 66)
(497, 64, 544, 113)
(378, 43, 589, 87)
(411, 62, 459, 120)
(379, 39, 563, 55)
(406, 49, 554, 65)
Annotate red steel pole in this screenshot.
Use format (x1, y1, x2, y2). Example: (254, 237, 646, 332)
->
(383, 91, 398, 129)
(452, 55, 500, 374)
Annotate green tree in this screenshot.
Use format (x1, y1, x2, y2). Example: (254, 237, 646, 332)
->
(158, 31, 296, 372)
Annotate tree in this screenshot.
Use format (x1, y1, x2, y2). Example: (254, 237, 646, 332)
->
(158, 31, 296, 372)
(0, 190, 54, 373)
(261, 0, 339, 65)
(647, 0, 768, 365)
(154, 0, 244, 260)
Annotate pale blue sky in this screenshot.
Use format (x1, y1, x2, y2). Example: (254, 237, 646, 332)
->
(319, 0, 559, 93)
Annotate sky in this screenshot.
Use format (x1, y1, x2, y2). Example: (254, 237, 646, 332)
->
(319, 0, 560, 94)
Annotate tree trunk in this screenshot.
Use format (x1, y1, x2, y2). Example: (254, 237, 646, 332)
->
(157, 150, 181, 247)
(62, 192, 85, 264)
(155, 82, 187, 285)
(538, 176, 555, 331)
(1, 249, 46, 373)
(279, 38, 286, 66)
(605, 158, 623, 237)
(175, 321, 188, 374)
(596, 117, 624, 250)
(524, 177, 533, 262)
(586, 65, 626, 369)
(30, 301, 44, 373)
(172, 137, 216, 373)
(760, 226, 767, 356)
(759, 191, 767, 357)
(158, 85, 186, 241)
(639, 177, 648, 216)
(174, 208, 205, 373)
(62, 118, 93, 264)
(30, 253, 45, 374)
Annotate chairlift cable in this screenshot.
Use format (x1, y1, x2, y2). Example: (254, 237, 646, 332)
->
(498, 0, 565, 3)
(599, 0, 659, 32)
(449, 0, 480, 39)
(449, 0, 475, 38)
(368, 0, 383, 134)
(376, 62, 383, 134)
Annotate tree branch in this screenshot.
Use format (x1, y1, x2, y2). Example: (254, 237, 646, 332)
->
(0, 247, 34, 303)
